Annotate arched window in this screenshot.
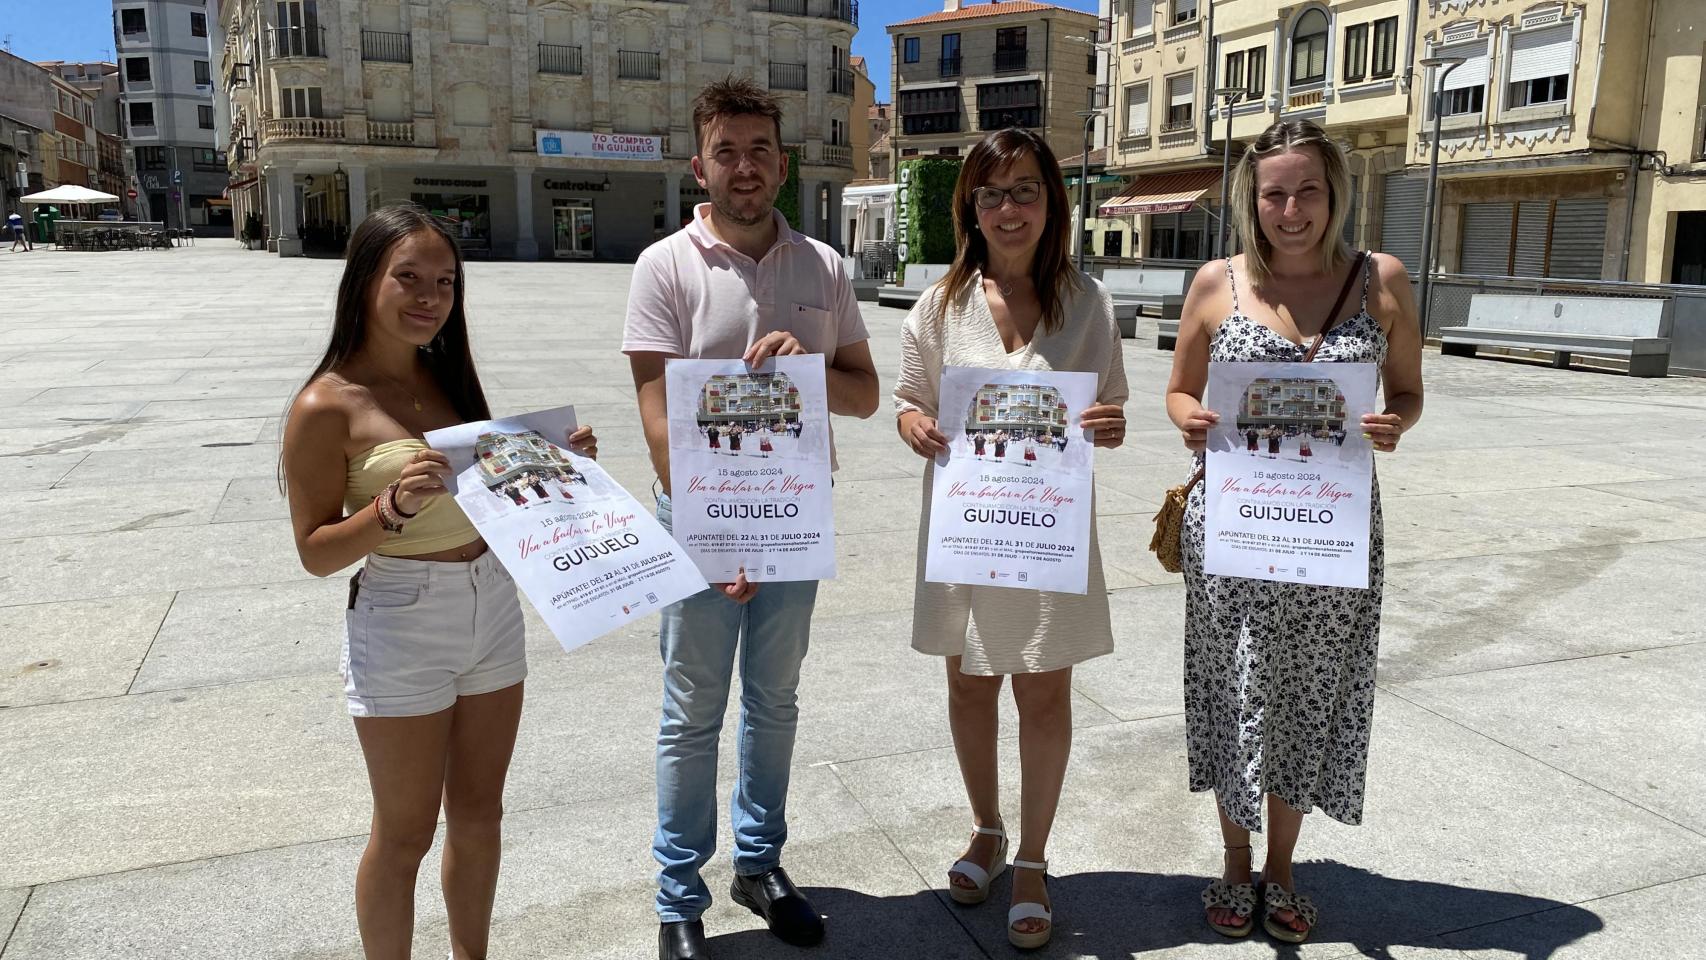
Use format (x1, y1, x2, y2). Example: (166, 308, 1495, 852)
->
(1290, 9, 1328, 85)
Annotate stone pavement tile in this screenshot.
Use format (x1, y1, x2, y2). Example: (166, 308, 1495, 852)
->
(0, 674, 365, 887)
(833, 693, 1706, 960)
(1371, 447, 1674, 498)
(484, 384, 637, 407)
(173, 364, 325, 384)
(0, 401, 148, 429)
(1067, 583, 1186, 722)
(0, 386, 44, 405)
(0, 594, 173, 708)
(1380, 487, 1706, 566)
(815, 530, 920, 619)
(0, 417, 269, 457)
(832, 475, 924, 535)
(25, 379, 302, 406)
(85, 355, 308, 374)
(129, 579, 346, 694)
(7, 343, 214, 362)
(1446, 873, 1706, 959)
(1377, 540, 1705, 683)
(131, 396, 295, 422)
(210, 475, 290, 523)
(0, 519, 308, 607)
(0, 481, 227, 539)
(0, 366, 188, 389)
(1535, 438, 1706, 478)
(1390, 644, 1706, 835)
(1098, 513, 1189, 586)
(1477, 395, 1706, 419)
(1400, 414, 1706, 453)
(53, 442, 283, 487)
(1584, 478, 1706, 511)
(0, 886, 27, 950)
(1, 768, 981, 960)
(0, 453, 86, 491)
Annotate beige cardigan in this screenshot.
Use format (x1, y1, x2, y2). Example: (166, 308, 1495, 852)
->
(894, 271, 1129, 675)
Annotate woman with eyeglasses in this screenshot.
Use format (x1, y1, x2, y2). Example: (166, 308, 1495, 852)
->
(892, 128, 1128, 951)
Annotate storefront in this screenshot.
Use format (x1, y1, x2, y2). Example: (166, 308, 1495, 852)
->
(1100, 168, 1222, 260)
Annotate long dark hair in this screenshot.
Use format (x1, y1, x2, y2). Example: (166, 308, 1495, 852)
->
(933, 127, 1082, 333)
(279, 205, 490, 487)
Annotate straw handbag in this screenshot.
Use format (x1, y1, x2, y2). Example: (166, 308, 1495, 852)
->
(1147, 253, 1365, 574)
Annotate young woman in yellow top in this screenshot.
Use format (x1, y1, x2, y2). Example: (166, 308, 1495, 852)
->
(282, 205, 596, 960)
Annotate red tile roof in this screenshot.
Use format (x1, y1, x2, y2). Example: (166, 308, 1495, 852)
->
(890, 1, 1086, 28)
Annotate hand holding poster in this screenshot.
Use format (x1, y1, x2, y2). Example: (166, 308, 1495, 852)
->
(925, 367, 1097, 594)
(665, 355, 836, 582)
(1202, 361, 1379, 588)
(424, 406, 707, 653)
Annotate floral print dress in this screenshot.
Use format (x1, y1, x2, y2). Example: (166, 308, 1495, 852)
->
(1181, 254, 1388, 832)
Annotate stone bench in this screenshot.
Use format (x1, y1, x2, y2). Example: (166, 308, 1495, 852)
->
(877, 263, 952, 309)
(1102, 267, 1190, 339)
(1440, 294, 1674, 378)
(843, 256, 884, 302)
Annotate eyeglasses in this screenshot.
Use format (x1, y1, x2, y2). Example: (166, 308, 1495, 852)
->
(972, 180, 1042, 209)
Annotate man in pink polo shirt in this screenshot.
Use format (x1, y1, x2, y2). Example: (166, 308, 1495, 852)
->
(623, 78, 879, 960)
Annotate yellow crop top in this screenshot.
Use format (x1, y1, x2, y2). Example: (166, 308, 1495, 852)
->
(345, 439, 480, 557)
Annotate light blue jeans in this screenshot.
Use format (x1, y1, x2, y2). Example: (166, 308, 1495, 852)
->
(653, 494, 820, 923)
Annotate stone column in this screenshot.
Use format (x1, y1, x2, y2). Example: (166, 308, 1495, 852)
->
(276, 163, 302, 257)
(264, 168, 281, 252)
(347, 165, 369, 225)
(799, 178, 819, 239)
(665, 171, 681, 233)
(514, 167, 538, 260)
(826, 180, 844, 252)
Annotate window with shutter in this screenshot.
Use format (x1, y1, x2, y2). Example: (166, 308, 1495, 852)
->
(1125, 82, 1149, 136)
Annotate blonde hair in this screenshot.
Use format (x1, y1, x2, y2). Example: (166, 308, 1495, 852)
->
(1228, 119, 1352, 287)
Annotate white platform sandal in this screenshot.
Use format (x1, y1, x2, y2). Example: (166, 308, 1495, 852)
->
(947, 823, 1009, 905)
(1007, 858, 1052, 950)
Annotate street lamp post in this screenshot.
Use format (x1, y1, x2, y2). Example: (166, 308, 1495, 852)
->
(1417, 55, 1466, 335)
(1075, 108, 1098, 271)
(1213, 86, 1246, 260)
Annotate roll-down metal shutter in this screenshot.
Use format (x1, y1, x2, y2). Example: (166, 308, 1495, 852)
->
(1461, 202, 1514, 275)
(1547, 198, 1608, 279)
(1512, 201, 1550, 277)
(1380, 172, 1425, 269)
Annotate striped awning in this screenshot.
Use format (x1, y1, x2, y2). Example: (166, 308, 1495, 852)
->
(1099, 168, 1222, 217)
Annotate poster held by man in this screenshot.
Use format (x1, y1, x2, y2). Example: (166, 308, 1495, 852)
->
(664, 354, 836, 582)
(425, 405, 707, 651)
(1202, 361, 1378, 588)
(925, 365, 1097, 594)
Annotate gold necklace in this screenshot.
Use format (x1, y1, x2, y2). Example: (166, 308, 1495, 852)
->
(375, 370, 423, 412)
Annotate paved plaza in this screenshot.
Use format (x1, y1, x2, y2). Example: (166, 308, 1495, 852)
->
(1, 241, 1704, 960)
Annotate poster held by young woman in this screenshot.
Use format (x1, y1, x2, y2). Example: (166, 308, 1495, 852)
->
(925, 366, 1097, 594)
(1202, 361, 1379, 588)
(424, 406, 706, 652)
(665, 354, 836, 581)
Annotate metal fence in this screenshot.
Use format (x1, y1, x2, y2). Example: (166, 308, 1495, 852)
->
(859, 241, 899, 283)
(1424, 273, 1706, 377)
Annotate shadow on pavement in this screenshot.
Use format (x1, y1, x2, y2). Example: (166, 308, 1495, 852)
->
(709, 861, 1602, 959)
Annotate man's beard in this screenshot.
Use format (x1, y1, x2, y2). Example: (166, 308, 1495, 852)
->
(710, 184, 776, 227)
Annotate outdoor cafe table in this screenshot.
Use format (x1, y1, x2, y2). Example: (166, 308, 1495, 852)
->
(53, 221, 173, 251)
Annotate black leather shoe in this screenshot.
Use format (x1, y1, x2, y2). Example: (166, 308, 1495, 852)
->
(730, 866, 825, 947)
(659, 919, 710, 960)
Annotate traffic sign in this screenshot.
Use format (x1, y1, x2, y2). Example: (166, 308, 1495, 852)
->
(170, 190, 181, 201)
(127, 189, 138, 199)
(171, 169, 182, 185)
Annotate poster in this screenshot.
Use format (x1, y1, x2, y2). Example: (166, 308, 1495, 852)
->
(424, 406, 706, 653)
(665, 355, 836, 582)
(1202, 361, 1379, 588)
(924, 366, 1097, 594)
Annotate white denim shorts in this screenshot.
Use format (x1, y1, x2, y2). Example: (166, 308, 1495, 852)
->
(342, 551, 527, 717)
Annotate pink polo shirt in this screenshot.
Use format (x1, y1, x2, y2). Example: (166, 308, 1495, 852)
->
(622, 203, 869, 362)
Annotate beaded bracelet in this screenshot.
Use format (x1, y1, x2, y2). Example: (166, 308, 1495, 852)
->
(373, 481, 407, 534)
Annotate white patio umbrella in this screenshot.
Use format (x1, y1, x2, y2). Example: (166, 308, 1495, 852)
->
(20, 185, 121, 204)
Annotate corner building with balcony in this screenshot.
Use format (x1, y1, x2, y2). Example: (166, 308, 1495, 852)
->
(220, 0, 860, 259)
(886, 1, 1100, 171)
(1101, 0, 1418, 261)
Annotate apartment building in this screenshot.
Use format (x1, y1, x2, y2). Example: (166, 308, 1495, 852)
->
(39, 61, 136, 213)
(220, 0, 859, 259)
(866, 101, 892, 180)
(116, 0, 227, 234)
(1634, 0, 1706, 285)
(849, 55, 875, 180)
(886, 0, 1100, 172)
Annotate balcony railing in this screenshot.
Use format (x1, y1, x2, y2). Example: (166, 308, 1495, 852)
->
(766, 0, 857, 23)
(994, 49, 1029, 73)
(938, 54, 962, 78)
(366, 119, 415, 144)
(270, 25, 327, 59)
(769, 0, 807, 14)
(770, 61, 807, 91)
(822, 143, 852, 167)
(262, 116, 344, 142)
(618, 50, 661, 80)
(1161, 117, 1194, 133)
(361, 30, 411, 63)
(539, 43, 584, 75)
(830, 0, 858, 25)
(829, 66, 854, 95)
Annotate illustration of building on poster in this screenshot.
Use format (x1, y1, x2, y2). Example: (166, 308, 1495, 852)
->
(925, 366, 1097, 594)
(1202, 361, 1379, 589)
(664, 355, 836, 582)
(424, 406, 707, 653)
